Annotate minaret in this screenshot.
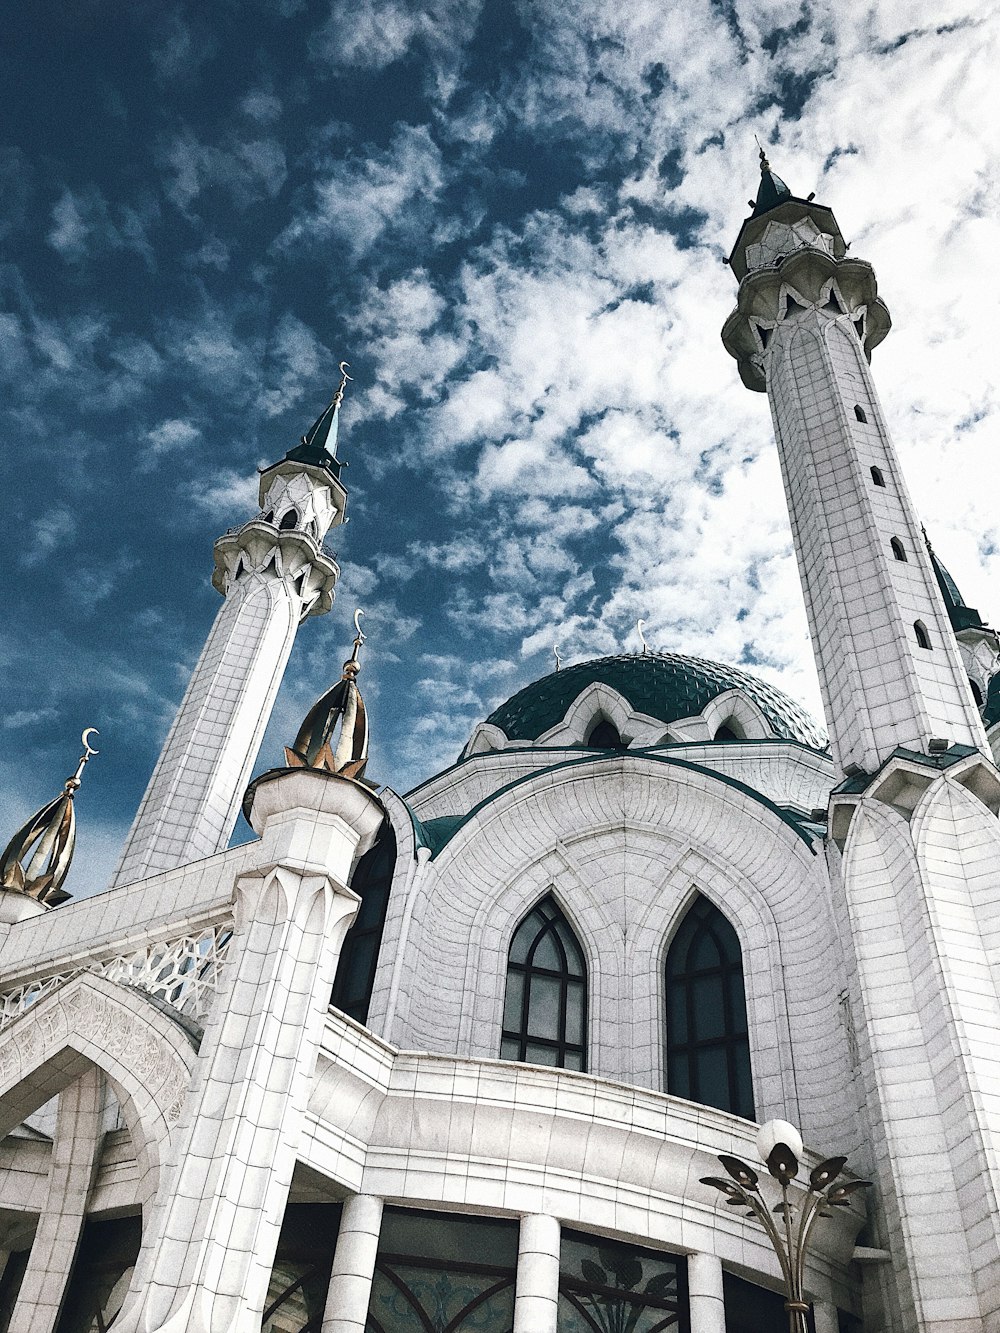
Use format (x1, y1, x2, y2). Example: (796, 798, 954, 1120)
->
(722, 152, 988, 775)
(111, 369, 353, 889)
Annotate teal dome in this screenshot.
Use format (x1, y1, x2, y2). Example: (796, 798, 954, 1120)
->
(485, 652, 827, 749)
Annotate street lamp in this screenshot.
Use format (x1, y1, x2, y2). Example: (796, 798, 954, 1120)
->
(700, 1119, 871, 1333)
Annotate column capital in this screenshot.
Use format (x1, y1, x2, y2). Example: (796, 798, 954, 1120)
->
(244, 768, 384, 885)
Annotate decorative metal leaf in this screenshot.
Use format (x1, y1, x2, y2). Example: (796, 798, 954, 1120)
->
(581, 1260, 607, 1285)
(826, 1180, 872, 1206)
(766, 1143, 799, 1185)
(809, 1156, 847, 1190)
(719, 1155, 758, 1188)
(700, 1176, 740, 1195)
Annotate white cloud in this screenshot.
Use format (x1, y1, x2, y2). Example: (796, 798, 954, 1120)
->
(275, 124, 444, 258)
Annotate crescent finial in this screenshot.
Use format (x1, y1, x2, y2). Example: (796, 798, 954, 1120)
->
(637, 619, 649, 655)
(331, 360, 353, 411)
(353, 607, 366, 642)
(553, 644, 562, 672)
(66, 727, 100, 790)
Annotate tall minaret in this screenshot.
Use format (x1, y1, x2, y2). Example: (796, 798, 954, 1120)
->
(722, 153, 988, 775)
(111, 370, 352, 888)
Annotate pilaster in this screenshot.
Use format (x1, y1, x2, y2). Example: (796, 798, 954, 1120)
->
(8, 1067, 104, 1333)
(115, 770, 383, 1333)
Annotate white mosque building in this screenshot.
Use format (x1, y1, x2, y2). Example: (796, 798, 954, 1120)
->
(1, 157, 1000, 1333)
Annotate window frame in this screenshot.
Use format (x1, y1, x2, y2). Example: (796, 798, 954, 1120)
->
(664, 895, 755, 1119)
(500, 896, 587, 1071)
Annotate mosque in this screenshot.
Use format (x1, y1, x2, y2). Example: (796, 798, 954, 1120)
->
(1, 154, 999, 1333)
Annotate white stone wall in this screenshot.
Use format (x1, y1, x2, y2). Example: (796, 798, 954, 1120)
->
(371, 756, 858, 1157)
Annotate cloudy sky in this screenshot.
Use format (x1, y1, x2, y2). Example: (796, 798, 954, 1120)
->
(2, 0, 998, 896)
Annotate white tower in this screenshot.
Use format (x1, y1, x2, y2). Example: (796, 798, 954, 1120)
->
(111, 376, 352, 889)
(722, 154, 988, 777)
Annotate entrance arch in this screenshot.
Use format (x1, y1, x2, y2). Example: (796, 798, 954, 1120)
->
(0, 972, 196, 1206)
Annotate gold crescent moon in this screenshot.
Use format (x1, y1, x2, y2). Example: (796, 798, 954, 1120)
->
(339, 360, 353, 381)
(353, 608, 365, 637)
(81, 727, 100, 756)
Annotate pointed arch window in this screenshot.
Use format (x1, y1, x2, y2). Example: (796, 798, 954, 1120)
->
(586, 717, 626, 749)
(870, 466, 886, 487)
(331, 823, 396, 1025)
(890, 537, 907, 562)
(501, 897, 586, 1070)
(665, 895, 754, 1119)
(914, 620, 931, 650)
(279, 508, 299, 530)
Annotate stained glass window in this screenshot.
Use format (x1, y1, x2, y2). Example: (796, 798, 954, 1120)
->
(558, 1230, 688, 1333)
(332, 823, 397, 1024)
(52, 1215, 141, 1333)
(501, 897, 587, 1071)
(665, 895, 754, 1119)
(366, 1208, 517, 1333)
(261, 1203, 342, 1333)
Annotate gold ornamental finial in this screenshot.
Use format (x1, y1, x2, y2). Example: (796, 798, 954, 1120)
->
(637, 619, 649, 655)
(284, 611, 369, 779)
(755, 135, 769, 172)
(0, 728, 100, 907)
(553, 644, 562, 672)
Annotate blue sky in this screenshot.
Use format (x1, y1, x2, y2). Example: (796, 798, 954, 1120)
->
(2, 0, 998, 896)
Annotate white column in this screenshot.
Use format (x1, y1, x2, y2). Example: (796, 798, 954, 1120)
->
(9, 1068, 104, 1333)
(811, 1299, 839, 1333)
(322, 1194, 384, 1333)
(687, 1252, 725, 1333)
(513, 1214, 560, 1333)
(114, 770, 383, 1333)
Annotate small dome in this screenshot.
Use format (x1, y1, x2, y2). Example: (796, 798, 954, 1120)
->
(484, 652, 827, 749)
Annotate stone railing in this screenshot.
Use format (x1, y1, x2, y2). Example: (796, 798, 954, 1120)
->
(0, 922, 233, 1031)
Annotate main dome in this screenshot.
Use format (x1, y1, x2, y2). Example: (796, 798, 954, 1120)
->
(484, 651, 827, 749)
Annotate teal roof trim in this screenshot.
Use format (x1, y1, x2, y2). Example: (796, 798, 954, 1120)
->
(929, 547, 985, 633)
(484, 653, 826, 749)
(831, 742, 981, 796)
(415, 751, 821, 860)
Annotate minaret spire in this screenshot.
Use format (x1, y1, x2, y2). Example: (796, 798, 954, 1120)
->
(110, 375, 355, 889)
(722, 161, 987, 774)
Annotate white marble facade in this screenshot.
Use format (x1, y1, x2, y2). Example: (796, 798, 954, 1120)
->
(2, 171, 1000, 1333)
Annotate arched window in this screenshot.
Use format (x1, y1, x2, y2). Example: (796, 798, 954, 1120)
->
(665, 895, 754, 1118)
(854, 404, 867, 423)
(890, 537, 907, 562)
(585, 717, 626, 749)
(279, 508, 299, 530)
(331, 823, 396, 1025)
(501, 897, 586, 1070)
(971, 678, 984, 707)
(871, 465, 886, 487)
(714, 718, 745, 741)
(914, 621, 931, 650)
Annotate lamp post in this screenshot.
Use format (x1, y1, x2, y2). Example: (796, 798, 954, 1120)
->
(700, 1119, 871, 1333)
